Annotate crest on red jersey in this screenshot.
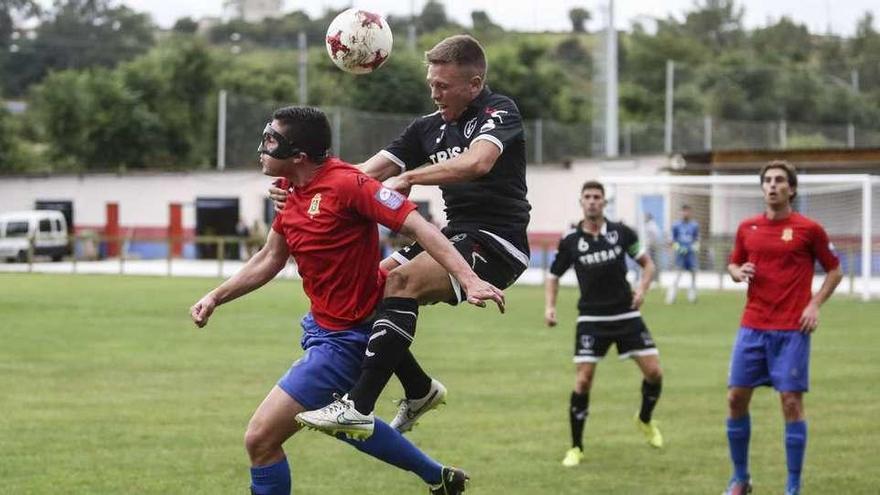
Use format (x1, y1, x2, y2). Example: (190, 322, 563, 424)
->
(781, 228, 793, 242)
(308, 193, 322, 217)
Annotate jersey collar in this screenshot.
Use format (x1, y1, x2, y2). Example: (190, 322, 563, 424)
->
(580, 218, 608, 236)
(467, 86, 493, 110)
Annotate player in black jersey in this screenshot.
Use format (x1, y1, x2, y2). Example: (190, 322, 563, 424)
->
(545, 181, 664, 467)
(282, 35, 530, 449)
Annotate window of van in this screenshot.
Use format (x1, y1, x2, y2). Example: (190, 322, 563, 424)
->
(39, 219, 52, 233)
(54, 219, 63, 233)
(5, 221, 29, 237)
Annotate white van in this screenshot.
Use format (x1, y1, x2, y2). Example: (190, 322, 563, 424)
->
(0, 210, 70, 262)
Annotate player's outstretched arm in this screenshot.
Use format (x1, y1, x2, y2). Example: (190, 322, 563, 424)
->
(544, 274, 559, 327)
(268, 154, 405, 212)
(358, 152, 404, 181)
(189, 230, 290, 328)
(398, 210, 505, 313)
(385, 140, 500, 193)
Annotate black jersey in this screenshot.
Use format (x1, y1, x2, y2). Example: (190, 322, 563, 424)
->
(381, 87, 530, 251)
(549, 220, 645, 318)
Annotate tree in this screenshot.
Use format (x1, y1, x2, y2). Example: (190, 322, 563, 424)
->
(488, 41, 566, 119)
(751, 17, 812, 63)
(569, 7, 590, 33)
(3, 0, 155, 96)
(851, 13, 880, 91)
(418, 0, 453, 34)
(27, 37, 218, 171)
(172, 16, 198, 34)
(0, 106, 17, 171)
(680, 0, 745, 52)
(471, 10, 500, 32)
(0, 0, 40, 48)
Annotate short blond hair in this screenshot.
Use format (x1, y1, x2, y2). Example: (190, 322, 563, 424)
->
(425, 34, 487, 80)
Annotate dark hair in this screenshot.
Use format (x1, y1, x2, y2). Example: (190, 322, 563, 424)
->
(425, 34, 488, 80)
(681, 204, 691, 210)
(581, 180, 605, 196)
(759, 160, 798, 200)
(271, 106, 331, 162)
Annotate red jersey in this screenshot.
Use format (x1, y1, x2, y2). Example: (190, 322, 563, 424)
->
(729, 212, 839, 330)
(271, 158, 417, 330)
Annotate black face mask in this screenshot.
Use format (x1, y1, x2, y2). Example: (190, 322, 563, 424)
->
(258, 123, 302, 159)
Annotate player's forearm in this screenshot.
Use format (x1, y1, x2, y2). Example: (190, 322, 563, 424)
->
(544, 275, 559, 309)
(209, 245, 287, 305)
(727, 263, 741, 280)
(400, 212, 482, 286)
(357, 153, 401, 181)
(639, 265, 654, 293)
(810, 267, 843, 307)
(399, 157, 486, 187)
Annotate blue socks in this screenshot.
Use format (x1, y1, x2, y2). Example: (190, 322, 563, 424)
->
(250, 457, 291, 495)
(726, 415, 751, 481)
(342, 418, 443, 485)
(785, 420, 807, 492)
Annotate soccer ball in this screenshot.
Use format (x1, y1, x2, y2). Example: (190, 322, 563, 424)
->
(325, 8, 393, 75)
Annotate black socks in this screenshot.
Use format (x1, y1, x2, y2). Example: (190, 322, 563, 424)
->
(639, 379, 662, 423)
(349, 297, 419, 415)
(569, 391, 590, 450)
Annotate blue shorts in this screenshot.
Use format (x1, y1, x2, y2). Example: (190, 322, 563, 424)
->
(675, 251, 697, 270)
(277, 313, 371, 410)
(728, 327, 810, 392)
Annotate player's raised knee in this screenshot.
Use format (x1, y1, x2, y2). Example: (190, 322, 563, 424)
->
(384, 267, 414, 296)
(644, 367, 663, 383)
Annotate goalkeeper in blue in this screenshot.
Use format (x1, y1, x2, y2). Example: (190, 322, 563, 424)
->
(666, 204, 700, 304)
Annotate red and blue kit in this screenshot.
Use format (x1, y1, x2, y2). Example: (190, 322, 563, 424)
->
(729, 212, 839, 330)
(272, 157, 416, 330)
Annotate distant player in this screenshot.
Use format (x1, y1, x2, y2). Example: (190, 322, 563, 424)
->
(292, 34, 530, 439)
(723, 161, 842, 495)
(189, 107, 502, 494)
(544, 181, 664, 468)
(666, 204, 699, 304)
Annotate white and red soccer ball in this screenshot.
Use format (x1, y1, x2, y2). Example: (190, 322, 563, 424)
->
(325, 8, 393, 75)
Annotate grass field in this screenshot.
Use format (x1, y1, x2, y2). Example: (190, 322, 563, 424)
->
(1, 273, 878, 494)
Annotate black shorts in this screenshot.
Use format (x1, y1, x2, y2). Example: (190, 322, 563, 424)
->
(573, 315, 659, 363)
(390, 227, 529, 304)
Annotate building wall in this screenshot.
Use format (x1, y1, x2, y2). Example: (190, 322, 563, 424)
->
(0, 156, 667, 234)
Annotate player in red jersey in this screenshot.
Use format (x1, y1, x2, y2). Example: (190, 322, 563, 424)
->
(189, 107, 501, 495)
(722, 161, 842, 495)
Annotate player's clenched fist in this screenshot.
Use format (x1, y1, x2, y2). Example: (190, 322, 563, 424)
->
(190, 294, 218, 328)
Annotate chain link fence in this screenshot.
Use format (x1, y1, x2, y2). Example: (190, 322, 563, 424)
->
(219, 91, 880, 169)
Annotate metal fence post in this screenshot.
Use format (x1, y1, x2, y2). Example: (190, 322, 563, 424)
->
(217, 89, 227, 171)
(298, 32, 308, 105)
(703, 115, 712, 151)
(664, 60, 675, 154)
(779, 119, 788, 149)
(534, 118, 543, 164)
(218, 238, 225, 278)
(333, 109, 342, 156)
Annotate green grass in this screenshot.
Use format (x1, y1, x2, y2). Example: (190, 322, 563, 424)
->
(1, 273, 878, 494)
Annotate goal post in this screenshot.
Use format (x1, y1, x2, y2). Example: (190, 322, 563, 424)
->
(599, 174, 877, 301)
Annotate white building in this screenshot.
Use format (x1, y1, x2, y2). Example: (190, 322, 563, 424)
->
(223, 0, 284, 23)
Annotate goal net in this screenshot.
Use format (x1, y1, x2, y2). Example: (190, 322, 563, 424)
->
(599, 174, 879, 300)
